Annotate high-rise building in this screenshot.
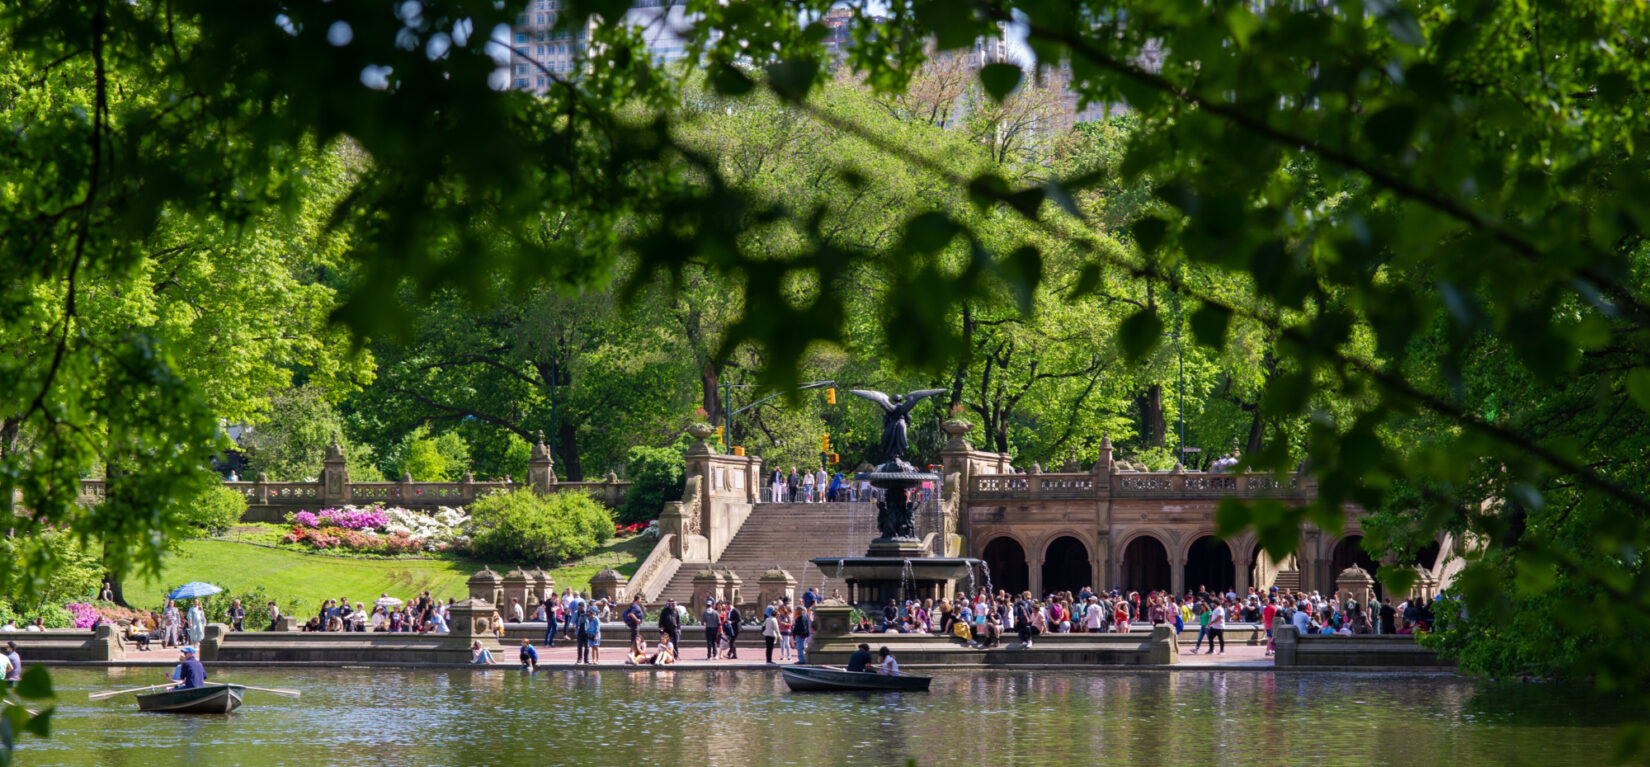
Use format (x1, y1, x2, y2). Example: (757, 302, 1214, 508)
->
(506, 0, 694, 93)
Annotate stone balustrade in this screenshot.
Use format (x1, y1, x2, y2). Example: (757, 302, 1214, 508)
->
(967, 469, 1309, 502)
(75, 433, 630, 517)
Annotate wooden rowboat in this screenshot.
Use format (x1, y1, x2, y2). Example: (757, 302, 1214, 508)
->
(780, 665, 931, 692)
(135, 683, 245, 714)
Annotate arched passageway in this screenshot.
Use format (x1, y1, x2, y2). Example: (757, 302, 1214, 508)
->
(1414, 540, 1441, 571)
(1330, 535, 1382, 597)
(1040, 536, 1092, 597)
(982, 537, 1029, 597)
(1120, 536, 1171, 594)
(1184, 536, 1235, 595)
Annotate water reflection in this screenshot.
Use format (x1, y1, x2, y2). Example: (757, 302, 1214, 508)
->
(20, 669, 1634, 767)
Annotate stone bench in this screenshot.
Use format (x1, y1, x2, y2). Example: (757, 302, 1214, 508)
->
(1273, 626, 1451, 667)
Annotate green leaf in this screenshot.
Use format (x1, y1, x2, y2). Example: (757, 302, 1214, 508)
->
(978, 63, 1022, 102)
(15, 666, 52, 700)
(764, 58, 820, 103)
(1001, 246, 1043, 313)
(914, 0, 980, 50)
(1596, 72, 1630, 105)
(1214, 497, 1251, 537)
(710, 64, 754, 97)
(1364, 104, 1419, 153)
(1627, 368, 1650, 413)
(1069, 264, 1102, 299)
(1118, 308, 1164, 363)
(1131, 215, 1170, 253)
(1380, 566, 1418, 597)
(22, 707, 51, 737)
(1189, 303, 1232, 349)
(903, 213, 961, 254)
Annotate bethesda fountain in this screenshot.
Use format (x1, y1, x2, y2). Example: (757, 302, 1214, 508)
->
(810, 388, 982, 608)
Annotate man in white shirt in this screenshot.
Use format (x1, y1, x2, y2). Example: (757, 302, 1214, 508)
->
(1206, 603, 1227, 654)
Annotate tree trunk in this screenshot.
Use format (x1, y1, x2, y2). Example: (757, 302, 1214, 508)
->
(1136, 385, 1166, 449)
(701, 362, 721, 426)
(1245, 410, 1265, 456)
(557, 420, 583, 482)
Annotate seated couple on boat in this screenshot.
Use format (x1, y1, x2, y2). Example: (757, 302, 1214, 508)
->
(845, 644, 899, 675)
(169, 646, 208, 689)
(626, 634, 677, 666)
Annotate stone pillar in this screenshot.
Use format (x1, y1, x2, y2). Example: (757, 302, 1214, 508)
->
(690, 569, 720, 608)
(722, 569, 743, 607)
(444, 598, 495, 662)
(1149, 624, 1179, 665)
(320, 434, 350, 504)
(757, 568, 797, 610)
(1233, 545, 1254, 595)
(589, 568, 629, 603)
(1335, 564, 1375, 607)
(197, 623, 228, 662)
(603, 470, 622, 506)
(1299, 531, 1321, 593)
(253, 472, 270, 505)
(273, 615, 299, 632)
(1170, 548, 1186, 596)
(813, 599, 853, 638)
(92, 623, 127, 661)
(527, 430, 556, 495)
(467, 567, 503, 605)
(501, 569, 531, 618)
(1273, 622, 1299, 666)
(1093, 531, 1111, 592)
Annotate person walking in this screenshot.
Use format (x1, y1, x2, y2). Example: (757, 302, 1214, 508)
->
(786, 467, 801, 502)
(623, 596, 645, 645)
(1206, 600, 1227, 654)
(800, 469, 815, 503)
(792, 607, 812, 664)
(186, 600, 206, 646)
(659, 598, 681, 654)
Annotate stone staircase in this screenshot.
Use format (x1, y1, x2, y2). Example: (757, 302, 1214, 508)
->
(655, 502, 880, 605)
(1272, 569, 1301, 593)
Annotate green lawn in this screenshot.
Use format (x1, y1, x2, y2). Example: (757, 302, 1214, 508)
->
(125, 533, 656, 617)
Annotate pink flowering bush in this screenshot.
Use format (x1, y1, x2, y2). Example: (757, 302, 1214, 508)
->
(293, 511, 320, 528)
(67, 602, 100, 629)
(320, 507, 389, 529)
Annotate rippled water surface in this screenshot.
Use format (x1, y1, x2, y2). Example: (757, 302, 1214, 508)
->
(17, 667, 1632, 766)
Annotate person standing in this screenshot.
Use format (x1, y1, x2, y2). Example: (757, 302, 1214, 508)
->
(724, 603, 742, 659)
(659, 598, 681, 654)
(1379, 597, 1397, 635)
(623, 596, 645, 645)
(161, 600, 180, 647)
(760, 610, 780, 664)
(792, 606, 811, 664)
(227, 599, 246, 632)
(786, 467, 801, 502)
(769, 466, 785, 503)
(575, 607, 593, 664)
(4, 642, 19, 684)
(266, 601, 282, 631)
(700, 602, 722, 660)
(584, 607, 602, 664)
(800, 469, 815, 503)
(814, 467, 828, 502)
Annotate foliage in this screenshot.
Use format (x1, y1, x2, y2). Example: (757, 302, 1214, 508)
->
(617, 439, 688, 523)
(464, 490, 613, 566)
(188, 586, 299, 631)
(182, 485, 248, 536)
(244, 385, 380, 481)
(381, 425, 471, 482)
(0, 534, 102, 614)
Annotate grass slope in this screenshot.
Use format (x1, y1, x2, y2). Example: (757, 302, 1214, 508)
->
(126, 533, 655, 617)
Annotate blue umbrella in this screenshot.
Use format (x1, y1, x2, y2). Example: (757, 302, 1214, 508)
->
(167, 582, 223, 600)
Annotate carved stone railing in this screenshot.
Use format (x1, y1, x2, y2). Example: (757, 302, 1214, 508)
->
(1111, 472, 1306, 499)
(79, 475, 627, 510)
(628, 533, 680, 603)
(965, 470, 1309, 502)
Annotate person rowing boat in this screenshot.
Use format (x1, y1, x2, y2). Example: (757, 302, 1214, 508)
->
(170, 646, 207, 689)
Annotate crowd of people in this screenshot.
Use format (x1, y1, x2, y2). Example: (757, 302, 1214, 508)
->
(767, 466, 862, 503)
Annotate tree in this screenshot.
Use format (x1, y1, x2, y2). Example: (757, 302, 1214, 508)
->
(244, 385, 380, 481)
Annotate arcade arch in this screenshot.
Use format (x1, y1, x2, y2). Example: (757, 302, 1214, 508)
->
(981, 536, 1029, 597)
(1040, 536, 1092, 596)
(1120, 534, 1171, 594)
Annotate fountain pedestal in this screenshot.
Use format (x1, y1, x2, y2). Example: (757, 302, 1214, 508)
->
(811, 465, 980, 611)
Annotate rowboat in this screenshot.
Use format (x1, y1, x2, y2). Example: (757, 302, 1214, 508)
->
(780, 665, 931, 692)
(135, 683, 245, 714)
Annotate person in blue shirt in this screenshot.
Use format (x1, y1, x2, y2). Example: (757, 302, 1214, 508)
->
(582, 607, 602, 664)
(518, 638, 538, 671)
(845, 643, 873, 672)
(170, 646, 207, 689)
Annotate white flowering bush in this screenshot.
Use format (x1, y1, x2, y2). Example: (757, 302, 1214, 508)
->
(281, 504, 471, 553)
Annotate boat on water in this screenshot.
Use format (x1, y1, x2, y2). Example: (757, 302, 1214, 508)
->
(780, 665, 932, 692)
(135, 683, 246, 714)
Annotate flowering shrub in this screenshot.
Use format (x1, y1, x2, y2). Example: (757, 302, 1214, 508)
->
(67, 601, 100, 628)
(280, 505, 476, 555)
(615, 521, 650, 536)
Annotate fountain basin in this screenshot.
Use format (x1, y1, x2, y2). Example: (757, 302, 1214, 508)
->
(811, 556, 983, 608)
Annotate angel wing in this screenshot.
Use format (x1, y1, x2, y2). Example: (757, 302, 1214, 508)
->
(849, 389, 895, 412)
(893, 389, 948, 414)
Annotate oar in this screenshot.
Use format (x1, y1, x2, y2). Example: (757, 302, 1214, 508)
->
(231, 685, 301, 698)
(88, 682, 180, 701)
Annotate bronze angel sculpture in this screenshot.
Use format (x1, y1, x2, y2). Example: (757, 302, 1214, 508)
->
(849, 388, 947, 469)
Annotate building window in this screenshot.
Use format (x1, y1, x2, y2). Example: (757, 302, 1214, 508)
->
(515, 14, 525, 25)
(515, 33, 526, 43)
(514, 78, 527, 88)
(514, 64, 527, 75)
(537, 76, 546, 87)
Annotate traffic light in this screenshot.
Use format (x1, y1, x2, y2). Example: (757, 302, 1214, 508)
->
(715, 425, 724, 445)
(822, 434, 831, 452)
(825, 387, 837, 405)
(827, 452, 840, 465)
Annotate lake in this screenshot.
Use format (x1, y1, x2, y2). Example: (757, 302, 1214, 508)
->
(17, 667, 1632, 766)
